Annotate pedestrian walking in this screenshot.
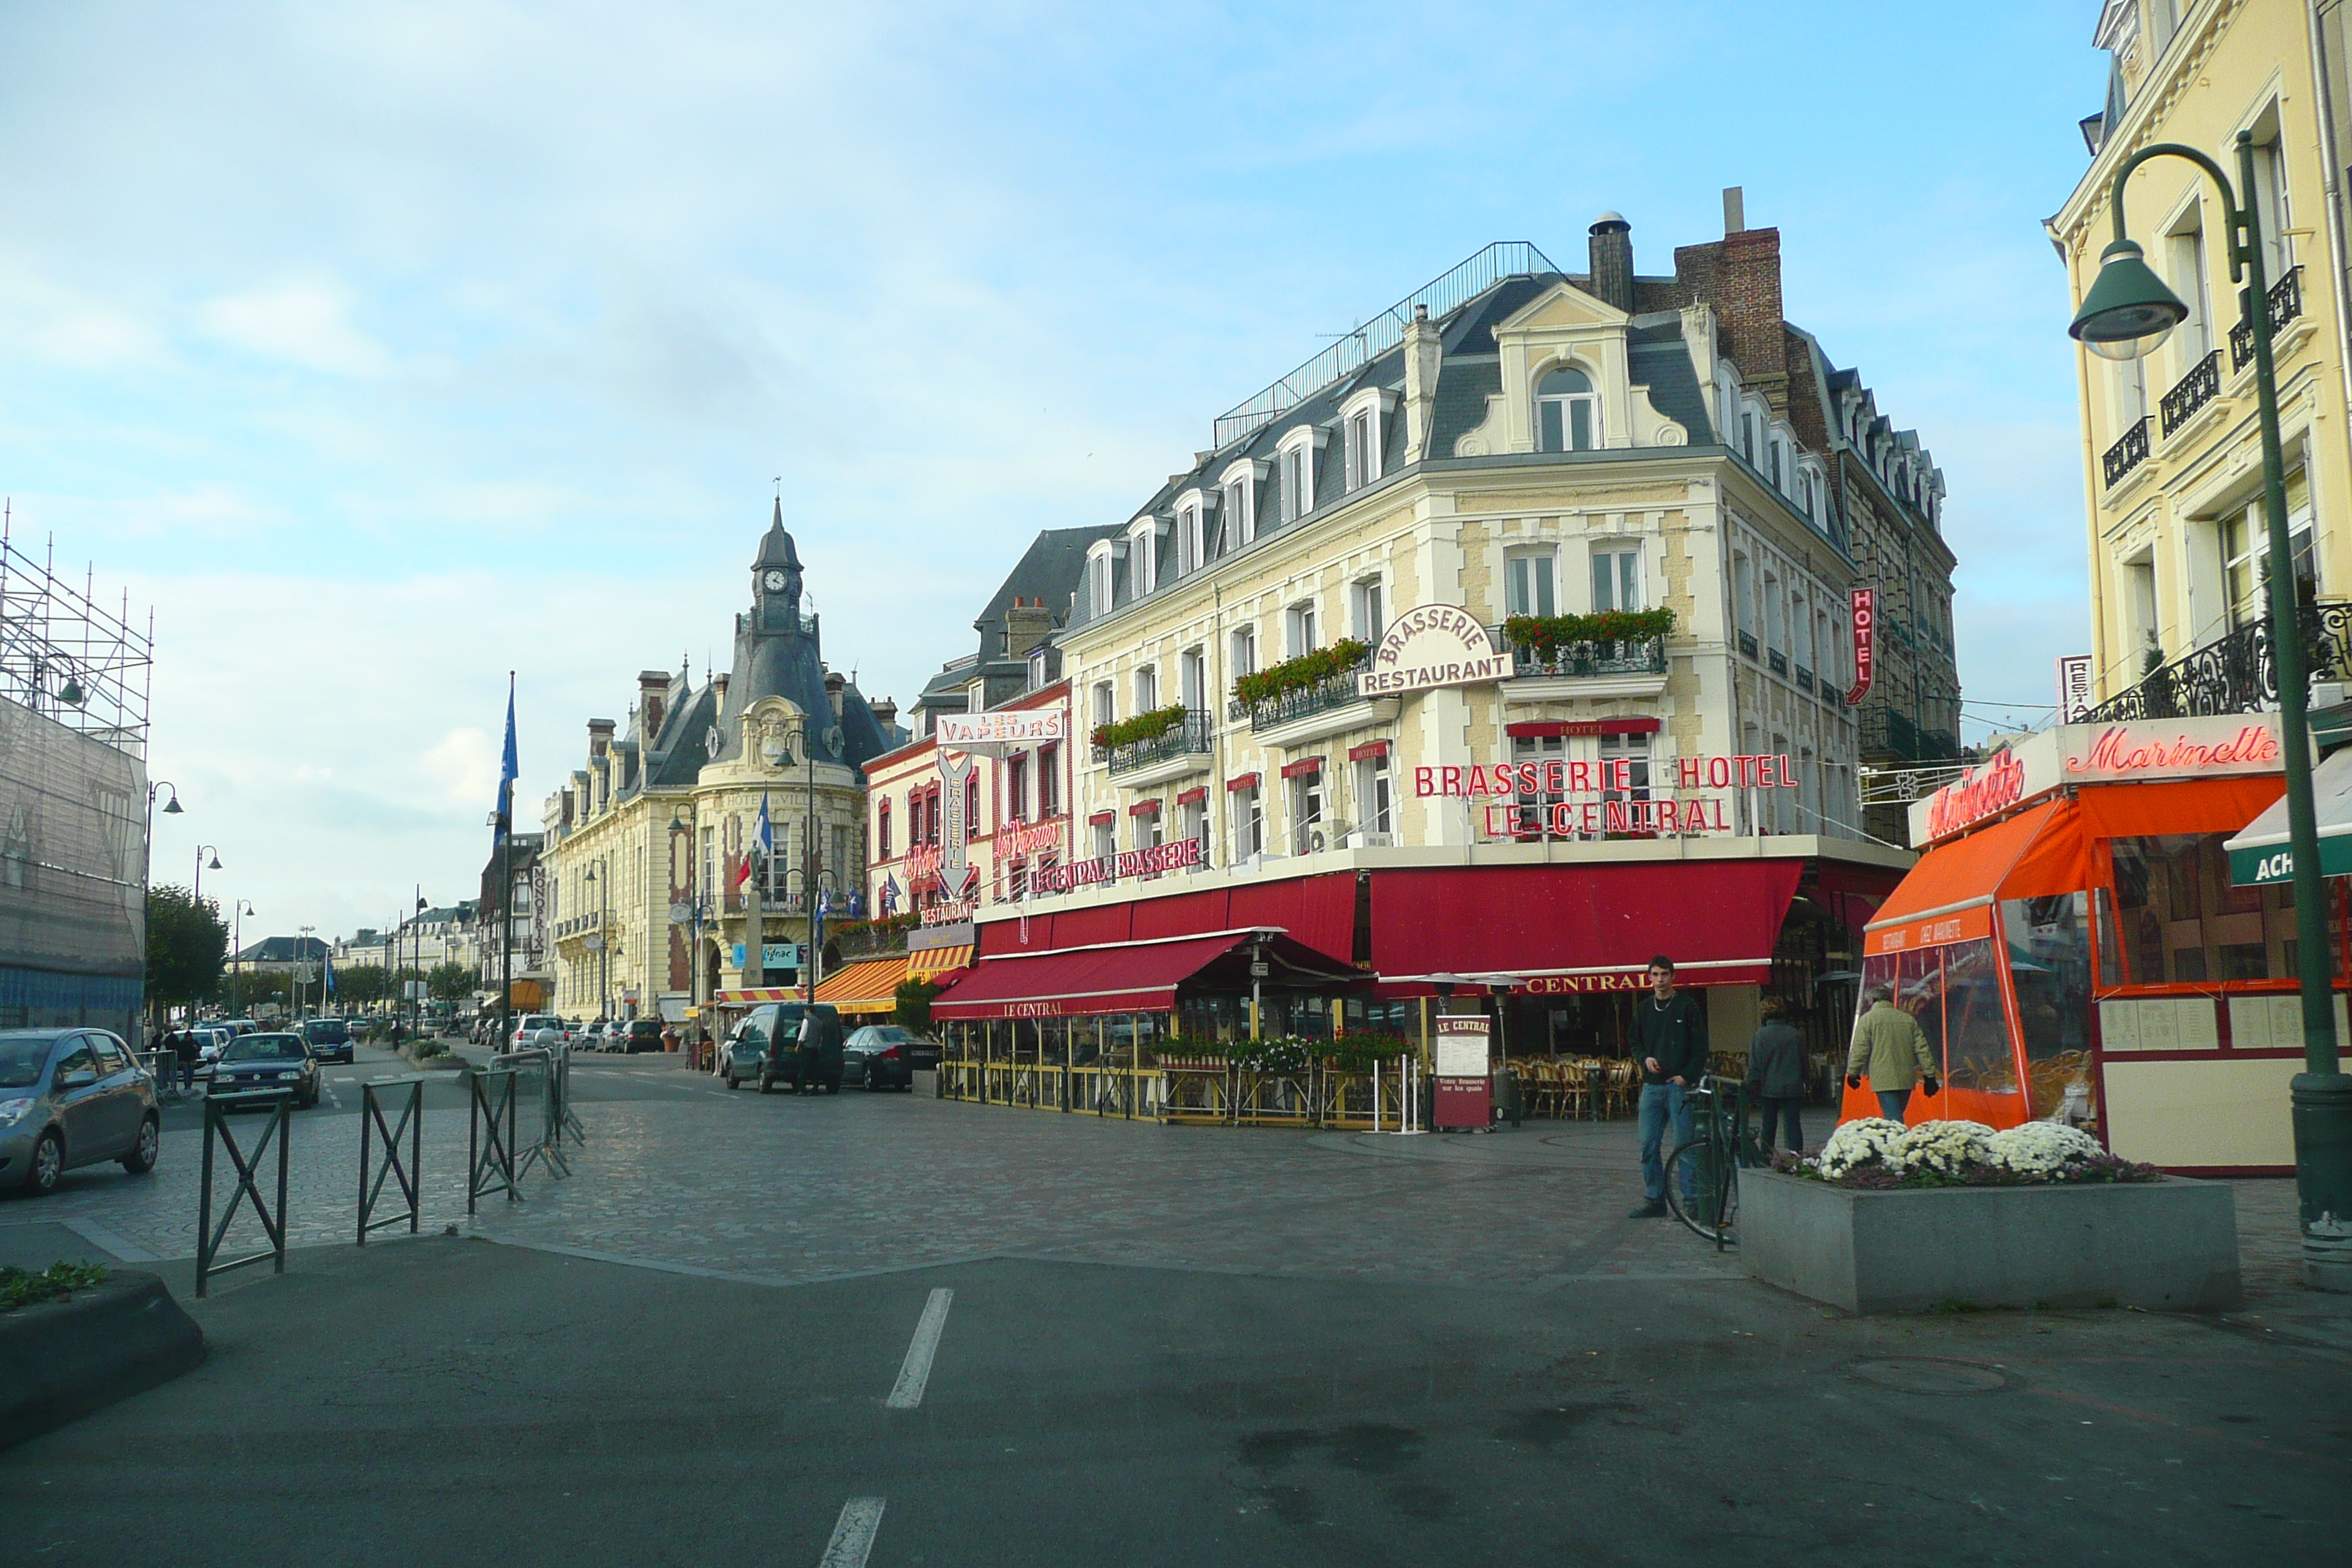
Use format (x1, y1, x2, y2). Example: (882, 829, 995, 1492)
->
(1743, 996, 1806, 1153)
(174, 1025, 200, 1093)
(796, 1009, 822, 1095)
(1846, 985, 1939, 1123)
(1627, 955, 1708, 1218)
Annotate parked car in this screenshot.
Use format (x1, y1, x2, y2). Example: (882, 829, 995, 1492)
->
(722, 1003, 845, 1093)
(715, 1032, 765, 1088)
(301, 1017, 355, 1064)
(510, 1013, 568, 1049)
(219, 1018, 260, 1038)
(0, 1028, 161, 1195)
(211, 1033, 320, 1108)
(192, 1025, 234, 1066)
(843, 1025, 926, 1091)
(623, 1019, 666, 1054)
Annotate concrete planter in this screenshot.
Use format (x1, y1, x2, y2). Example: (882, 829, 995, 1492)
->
(399, 1042, 464, 1071)
(1, 1270, 206, 1450)
(1739, 1169, 2242, 1314)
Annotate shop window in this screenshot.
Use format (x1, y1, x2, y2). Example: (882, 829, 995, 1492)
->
(2220, 943, 2268, 982)
(2006, 894, 2094, 1116)
(1860, 936, 2022, 1101)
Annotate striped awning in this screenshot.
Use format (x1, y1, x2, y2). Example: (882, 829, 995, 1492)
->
(813, 956, 908, 1015)
(712, 987, 802, 1005)
(906, 943, 972, 981)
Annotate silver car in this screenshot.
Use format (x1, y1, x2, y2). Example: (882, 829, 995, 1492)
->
(0, 1028, 162, 1196)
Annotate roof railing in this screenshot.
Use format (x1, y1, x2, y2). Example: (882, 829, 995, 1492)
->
(1210, 241, 1561, 448)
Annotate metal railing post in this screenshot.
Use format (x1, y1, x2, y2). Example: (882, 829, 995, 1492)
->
(195, 1090, 292, 1298)
(469, 1066, 520, 1212)
(358, 1077, 423, 1244)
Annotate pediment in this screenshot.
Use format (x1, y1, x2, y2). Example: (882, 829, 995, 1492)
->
(1496, 279, 1627, 336)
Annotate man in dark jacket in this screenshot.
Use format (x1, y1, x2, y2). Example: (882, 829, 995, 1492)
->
(1744, 995, 1807, 1153)
(1628, 955, 1708, 1218)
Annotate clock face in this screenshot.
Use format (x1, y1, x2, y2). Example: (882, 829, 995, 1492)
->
(763, 569, 788, 591)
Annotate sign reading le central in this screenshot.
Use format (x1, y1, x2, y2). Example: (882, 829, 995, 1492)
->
(1360, 606, 1515, 698)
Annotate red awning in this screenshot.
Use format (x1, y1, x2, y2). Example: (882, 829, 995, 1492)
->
(1368, 860, 1805, 991)
(932, 929, 1360, 1021)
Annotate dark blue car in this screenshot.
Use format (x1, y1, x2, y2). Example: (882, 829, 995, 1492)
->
(301, 1017, 354, 1065)
(211, 1033, 320, 1108)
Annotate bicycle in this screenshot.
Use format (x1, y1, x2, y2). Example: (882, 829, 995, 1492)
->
(1663, 1075, 1771, 1248)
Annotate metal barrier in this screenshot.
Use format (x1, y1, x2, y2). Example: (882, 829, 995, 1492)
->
(358, 1077, 423, 1244)
(468, 1067, 519, 1211)
(939, 1056, 1425, 1131)
(493, 1046, 574, 1180)
(196, 1090, 292, 1297)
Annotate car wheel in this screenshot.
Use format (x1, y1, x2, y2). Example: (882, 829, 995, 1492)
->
(757, 1074, 772, 1095)
(120, 1115, 160, 1174)
(725, 1073, 739, 1091)
(25, 1129, 63, 1195)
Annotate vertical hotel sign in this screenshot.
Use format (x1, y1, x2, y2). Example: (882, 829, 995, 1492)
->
(1846, 588, 1875, 705)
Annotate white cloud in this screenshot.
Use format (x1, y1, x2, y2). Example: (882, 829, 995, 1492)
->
(195, 279, 389, 376)
(421, 728, 497, 809)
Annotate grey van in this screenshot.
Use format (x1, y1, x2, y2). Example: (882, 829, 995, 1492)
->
(727, 1003, 845, 1095)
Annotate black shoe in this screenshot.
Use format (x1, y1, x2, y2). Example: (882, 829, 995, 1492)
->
(1627, 1199, 1667, 1219)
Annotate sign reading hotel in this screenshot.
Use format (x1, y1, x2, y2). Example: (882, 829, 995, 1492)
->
(1030, 835, 1202, 894)
(1847, 587, 1875, 706)
(936, 709, 1065, 749)
(1359, 606, 1515, 697)
(1910, 714, 2284, 845)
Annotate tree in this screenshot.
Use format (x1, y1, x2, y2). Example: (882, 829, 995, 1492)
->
(427, 961, 480, 1002)
(146, 885, 227, 1016)
(333, 965, 394, 1008)
(894, 977, 943, 1035)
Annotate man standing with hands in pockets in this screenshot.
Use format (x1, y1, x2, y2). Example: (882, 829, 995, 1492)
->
(1627, 955, 1710, 1218)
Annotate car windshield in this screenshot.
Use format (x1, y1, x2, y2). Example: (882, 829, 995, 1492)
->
(867, 1028, 913, 1043)
(0, 1036, 56, 1089)
(225, 1035, 305, 1062)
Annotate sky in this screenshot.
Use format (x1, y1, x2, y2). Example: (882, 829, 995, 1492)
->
(0, 0, 2108, 944)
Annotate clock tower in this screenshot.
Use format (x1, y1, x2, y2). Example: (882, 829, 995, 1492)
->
(752, 498, 805, 632)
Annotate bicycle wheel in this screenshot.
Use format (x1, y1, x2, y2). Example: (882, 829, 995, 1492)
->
(1662, 1137, 1736, 1243)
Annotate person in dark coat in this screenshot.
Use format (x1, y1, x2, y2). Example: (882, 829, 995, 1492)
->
(796, 1009, 823, 1095)
(1627, 955, 1709, 1218)
(1744, 995, 1808, 1153)
(173, 1026, 201, 1092)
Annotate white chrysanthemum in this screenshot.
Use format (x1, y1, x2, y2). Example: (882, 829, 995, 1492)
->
(1816, 1117, 1909, 1177)
(1891, 1119, 1996, 1176)
(1986, 1121, 2105, 1175)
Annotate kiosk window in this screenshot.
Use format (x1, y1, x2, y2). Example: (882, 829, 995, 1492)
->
(2109, 833, 2298, 985)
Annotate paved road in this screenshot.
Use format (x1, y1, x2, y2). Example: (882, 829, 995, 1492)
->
(3, 1075, 2347, 1565)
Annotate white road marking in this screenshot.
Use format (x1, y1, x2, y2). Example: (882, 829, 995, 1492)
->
(817, 1497, 886, 1568)
(885, 1287, 954, 1409)
(322, 1080, 342, 1109)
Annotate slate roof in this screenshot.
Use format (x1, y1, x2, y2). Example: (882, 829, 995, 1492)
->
(235, 936, 330, 963)
(912, 526, 1120, 715)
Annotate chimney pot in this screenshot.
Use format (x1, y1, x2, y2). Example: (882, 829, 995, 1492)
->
(1587, 211, 1635, 313)
(1722, 186, 1746, 235)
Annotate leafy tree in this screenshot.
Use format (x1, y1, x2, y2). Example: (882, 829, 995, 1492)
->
(333, 965, 394, 1007)
(894, 977, 943, 1035)
(427, 961, 480, 1001)
(146, 885, 227, 1015)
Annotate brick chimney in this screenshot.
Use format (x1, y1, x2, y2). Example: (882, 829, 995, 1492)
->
(1587, 212, 1635, 312)
(587, 718, 615, 759)
(1005, 596, 1055, 659)
(872, 697, 898, 732)
(1673, 189, 1786, 400)
(823, 669, 846, 719)
(638, 670, 669, 739)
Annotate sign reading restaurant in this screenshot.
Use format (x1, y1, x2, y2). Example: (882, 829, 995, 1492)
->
(1359, 606, 1515, 697)
(1910, 714, 2284, 845)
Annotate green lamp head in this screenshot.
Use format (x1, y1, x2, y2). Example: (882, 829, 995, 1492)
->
(2071, 238, 2190, 362)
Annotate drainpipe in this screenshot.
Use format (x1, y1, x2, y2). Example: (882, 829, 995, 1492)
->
(2310, 0, 2352, 535)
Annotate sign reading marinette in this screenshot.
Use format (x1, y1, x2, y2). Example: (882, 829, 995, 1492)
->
(1359, 606, 1515, 697)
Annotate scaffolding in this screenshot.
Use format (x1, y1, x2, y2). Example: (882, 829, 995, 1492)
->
(0, 502, 154, 760)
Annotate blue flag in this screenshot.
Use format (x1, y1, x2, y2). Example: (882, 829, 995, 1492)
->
(494, 676, 519, 842)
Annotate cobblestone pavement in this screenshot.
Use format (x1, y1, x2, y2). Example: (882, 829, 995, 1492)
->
(3, 1079, 2327, 1318)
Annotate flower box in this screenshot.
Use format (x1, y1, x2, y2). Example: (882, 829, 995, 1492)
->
(1739, 1169, 2241, 1314)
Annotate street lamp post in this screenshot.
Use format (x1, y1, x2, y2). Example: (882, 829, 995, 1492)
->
(144, 780, 181, 891)
(230, 899, 254, 1014)
(295, 924, 315, 1021)
(2073, 132, 2352, 1290)
(193, 844, 221, 903)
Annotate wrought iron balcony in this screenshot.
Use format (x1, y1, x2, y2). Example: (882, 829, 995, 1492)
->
(1819, 679, 1844, 706)
(1232, 655, 1375, 733)
(2103, 418, 2151, 489)
(1861, 707, 1961, 764)
(2080, 600, 2352, 724)
(1795, 665, 1815, 693)
(2229, 265, 2304, 372)
(1738, 630, 1758, 660)
(1766, 648, 1790, 677)
(1095, 709, 1214, 774)
(1508, 637, 1667, 681)
(2160, 350, 2222, 436)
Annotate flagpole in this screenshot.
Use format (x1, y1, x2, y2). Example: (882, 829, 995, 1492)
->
(498, 672, 516, 1050)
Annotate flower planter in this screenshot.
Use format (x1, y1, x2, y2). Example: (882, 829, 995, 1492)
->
(1738, 1169, 2242, 1314)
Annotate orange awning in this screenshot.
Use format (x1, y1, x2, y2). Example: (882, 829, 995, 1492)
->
(813, 956, 908, 1016)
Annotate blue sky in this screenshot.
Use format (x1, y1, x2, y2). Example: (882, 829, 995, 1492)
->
(0, 0, 2107, 942)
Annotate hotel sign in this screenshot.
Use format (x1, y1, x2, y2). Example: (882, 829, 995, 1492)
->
(1847, 588, 1875, 706)
(1359, 606, 1515, 697)
(1910, 715, 2284, 845)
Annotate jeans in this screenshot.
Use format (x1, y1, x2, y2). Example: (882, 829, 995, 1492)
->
(1876, 1088, 1912, 1123)
(1638, 1082, 1696, 1203)
(1756, 1095, 1803, 1153)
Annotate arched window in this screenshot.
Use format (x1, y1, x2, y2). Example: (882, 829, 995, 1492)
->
(1536, 366, 1598, 452)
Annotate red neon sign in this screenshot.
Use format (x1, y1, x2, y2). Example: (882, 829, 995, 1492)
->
(1847, 587, 1875, 706)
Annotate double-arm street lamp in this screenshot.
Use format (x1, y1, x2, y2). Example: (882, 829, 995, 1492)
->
(2072, 132, 2352, 1290)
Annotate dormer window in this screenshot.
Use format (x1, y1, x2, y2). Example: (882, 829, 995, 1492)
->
(1126, 517, 1164, 598)
(1536, 364, 1599, 451)
(1175, 503, 1204, 576)
(1218, 460, 1264, 549)
(1276, 426, 1325, 523)
(1340, 388, 1392, 491)
(1085, 540, 1117, 617)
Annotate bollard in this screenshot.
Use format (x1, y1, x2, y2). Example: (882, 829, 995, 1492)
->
(196, 1090, 293, 1297)
(358, 1077, 423, 1244)
(468, 1067, 520, 1212)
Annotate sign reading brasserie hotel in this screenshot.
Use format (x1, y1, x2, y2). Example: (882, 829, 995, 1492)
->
(1421, 751, 1803, 837)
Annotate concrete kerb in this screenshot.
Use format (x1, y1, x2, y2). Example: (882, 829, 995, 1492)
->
(0, 1269, 205, 1451)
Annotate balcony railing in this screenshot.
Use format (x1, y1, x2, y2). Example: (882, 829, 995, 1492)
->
(2229, 265, 2304, 372)
(1507, 636, 1667, 681)
(2103, 417, 2151, 489)
(1795, 665, 1815, 693)
(1766, 648, 1790, 677)
(1094, 708, 1214, 774)
(2160, 350, 2222, 435)
(2081, 600, 2352, 724)
(1861, 707, 1961, 764)
(1819, 679, 1845, 706)
(1738, 630, 1758, 660)
(1231, 655, 1376, 732)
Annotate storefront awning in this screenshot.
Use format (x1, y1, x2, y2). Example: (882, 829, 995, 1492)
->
(713, 987, 802, 1005)
(813, 956, 908, 1016)
(907, 943, 972, 981)
(2226, 747, 2352, 885)
(932, 928, 1361, 1021)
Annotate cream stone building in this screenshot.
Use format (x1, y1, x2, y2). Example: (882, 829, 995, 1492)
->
(539, 508, 906, 1023)
(2055, 0, 2352, 712)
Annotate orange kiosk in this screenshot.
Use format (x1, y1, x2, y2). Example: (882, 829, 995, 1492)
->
(1853, 715, 2321, 1172)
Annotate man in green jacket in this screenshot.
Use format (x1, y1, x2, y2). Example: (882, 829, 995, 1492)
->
(1846, 986, 1940, 1123)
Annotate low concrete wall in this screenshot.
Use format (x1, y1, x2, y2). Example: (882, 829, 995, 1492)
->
(1741, 1170, 2242, 1314)
(1, 1270, 206, 1450)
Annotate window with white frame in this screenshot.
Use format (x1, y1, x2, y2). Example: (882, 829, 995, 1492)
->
(1341, 390, 1387, 491)
(1038, 744, 1060, 817)
(1230, 625, 1258, 678)
(1134, 807, 1163, 853)
(1180, 647, 1207, 711)
(1091, 681, 1114, 730)
(1536, 364, 1599, 451)
(1505, 548, 1557, 618)
(1278, 427, 1319, 522)
(1026, 647, 1048, 690)
(1741, 411, 1757, 464)
(1090, 817, 1116, 860)
(1354, 752, 1393, 840)
(1763, 571, 1785, 652)
(1285, 600, 1319, 657)
(1232, 783, 1263, 859)
(1128, 520, 1159, 598)
(1221, 461, 1259, 549)
(1087, 544, 1115, 616)
(1289, 770, 1325, 856)
(1590, 544, 1642, 612)
(1175, 502, 1204, 576)
(1511, 734, 1565, 839)
(1134, 664, 1158, 712)
(1180, 794, 1209, 861)
(1349, 576, 1384, 643)
(1600, 733, 1651, 814)
(1006, 753, 1028, 821)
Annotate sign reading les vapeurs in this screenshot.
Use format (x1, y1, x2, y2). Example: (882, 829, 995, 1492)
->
(936, 709, 1064, 748)
(1847, 588, 1875, 706)
(1910, 714, 2285, 844)
(1359, 606, 1515, 697)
